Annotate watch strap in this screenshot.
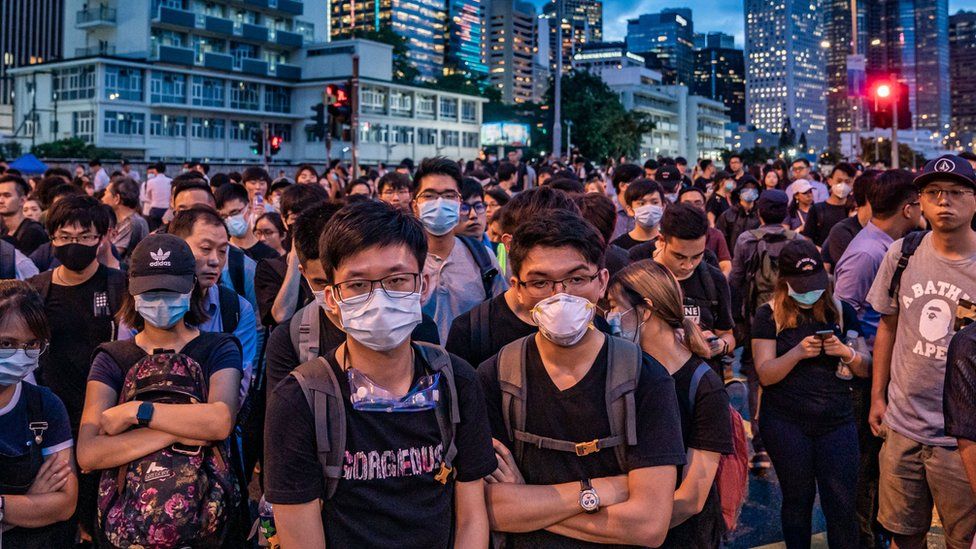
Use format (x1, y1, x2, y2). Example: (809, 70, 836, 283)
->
(580, 478, 593, 491)
(137, 401, 154, 427)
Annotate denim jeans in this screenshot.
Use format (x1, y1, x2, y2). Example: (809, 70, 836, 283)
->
(760, 412, 860, 549)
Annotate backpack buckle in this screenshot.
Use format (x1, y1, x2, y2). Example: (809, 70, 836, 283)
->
(434, 463, 454, 484)
(575, 439, 600, 456)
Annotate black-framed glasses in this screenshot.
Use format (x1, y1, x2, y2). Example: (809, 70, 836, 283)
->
(332, 273, 421, 303)
(416, 190, 461, 202)
(0, 340, 49, 359)
(921, 188, 975, 201)
(517, 273, 600, 297)
(380, 189, 411, 197)
(460, 202, 487, 215)
(52, 234, 99, 246)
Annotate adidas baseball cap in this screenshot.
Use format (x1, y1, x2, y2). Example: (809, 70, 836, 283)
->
(913, 154, 976, 191)
(127, 234, 197, 295)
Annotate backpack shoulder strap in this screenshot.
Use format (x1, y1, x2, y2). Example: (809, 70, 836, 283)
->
(291, 357, 346, 500)
(217, 285, 240, 334)
(291, 303, 321, 364)
(687, 362, 712, 417)
(93, 340, 148, 379)
(468, 299, 492, 366)
(697, 261, 719, 307)
(606, 337, 641, 471)
(29, 270, 54, 302)
(227, 246, 246, 297)
(414, 342, 461, 483)
(497, 335, 530, 464)
(887, 231, 929, 299)
(105, 268, 126, 315)
(0, 240, 15, 279)
(458, 236, 498, 300)
(23, 382, 48, 456)
(783, 229, 797, 240)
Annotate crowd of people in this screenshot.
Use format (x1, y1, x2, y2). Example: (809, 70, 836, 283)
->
(0, 148, 975, 549)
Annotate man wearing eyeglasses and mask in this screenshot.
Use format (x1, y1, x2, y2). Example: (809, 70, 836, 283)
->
(265, 201, 496, 548)
(478, 210, 685, 548)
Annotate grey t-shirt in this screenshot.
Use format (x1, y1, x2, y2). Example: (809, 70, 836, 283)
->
(867, 233, 976, 446)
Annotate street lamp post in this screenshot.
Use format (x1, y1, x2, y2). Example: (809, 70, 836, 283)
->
(565, 119, 573, 160)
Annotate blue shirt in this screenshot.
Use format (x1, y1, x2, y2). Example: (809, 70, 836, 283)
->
(0, 382, 73, 458)
(834, 221, 894, 347)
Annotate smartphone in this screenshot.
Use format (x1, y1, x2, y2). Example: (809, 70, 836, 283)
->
(815, 330, 834, 341)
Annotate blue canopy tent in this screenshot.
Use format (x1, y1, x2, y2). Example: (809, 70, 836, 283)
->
(7, 154, 48, 175)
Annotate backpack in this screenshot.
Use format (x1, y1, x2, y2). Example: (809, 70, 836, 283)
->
(496, 335, 642, 470)
(743, 229, 798, 321)
(886, 230, 929, 300)
(227, 245, 247, 298)
(289, 302, 322, 364)
(458, 235, 499, 301)
(687, 363, 749, 533)
(93, 335, 240, 549)
(0, 239, 16, 280)
(217, 285, 240, 334)
(467, 298, 493, 368)
(290, 342, 461, 499)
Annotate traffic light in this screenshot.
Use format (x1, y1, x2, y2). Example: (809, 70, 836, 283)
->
(326, 82, 351, 139)
(269, 135, 282, 156)
(250, 129, 264, 155)
(310, 103, 326, 140)
(868, 78, 911, 130)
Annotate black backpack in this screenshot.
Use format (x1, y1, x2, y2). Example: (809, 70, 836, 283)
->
(886, 230, 929, 300)
(217, 285, 240, 334)
(743, 229, 799, 322)
(457, 236, 499, 300)
(226, 245, 247, 298)
(0, 239, 16, 280)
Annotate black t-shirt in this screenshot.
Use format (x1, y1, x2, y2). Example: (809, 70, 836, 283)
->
(751, 301, 861, 434)
(244, 241, 280, 262)
(9, 219, 48, 256)
(477, 336, 686, 548)
(802, 202, 850, 246)
(679, 262, 734, 334)
(445, 293, 613, 373)
(662, 356, 733, 548)
(945, 322, 976, 442)
(693, 177, 711, 194)
(605, 244, 631, 278)
(706, 194, 730, 222)
(264, 347, 497, 548)
(821, 215, 863, 267)
(253, 255, 313, 327)
(609, 232, 645, 251)
(626, 236, 660, 263)
(264, 308, 441, 394)
(31, 265, 119, 433)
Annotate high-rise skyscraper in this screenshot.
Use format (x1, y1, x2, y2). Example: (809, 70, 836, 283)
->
(1, 0, 63, 132)
(823, 0, 868, 151)
(487, 0, 537, 104)
(866, 0, 951, 133)
(950, 11, 976, 140)
(542, 0, 602, 75)
(744, 0, 827, 151)
(445, 0, 488, 77)
(693, 35, 746, 125)
(625, 9, 695, 86)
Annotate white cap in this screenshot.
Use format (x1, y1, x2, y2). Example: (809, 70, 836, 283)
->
(792, 179, 813, 195)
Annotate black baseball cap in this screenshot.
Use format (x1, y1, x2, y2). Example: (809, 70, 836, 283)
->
(655, 164, 682, 189)
(127, 234, 197, 295)
(778, 239, 829, 294)
(757, 189, 788, 219)
(913, 154, 976, 191)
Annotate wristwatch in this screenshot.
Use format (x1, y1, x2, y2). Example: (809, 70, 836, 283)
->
(136, 402, 155, 427)
(579, 479, 600, 514)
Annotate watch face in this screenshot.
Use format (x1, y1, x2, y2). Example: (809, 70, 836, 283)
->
(580, 489, 600, 512)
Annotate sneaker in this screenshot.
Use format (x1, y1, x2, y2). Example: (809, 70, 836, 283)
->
(750, 451, 771, 470)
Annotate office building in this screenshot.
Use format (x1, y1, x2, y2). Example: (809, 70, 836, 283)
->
(625, 9, 695, 86)
(542, 0, 603, 75)
(823, 0, 868, 151)
(695, 32, 735, 50)
(693, 36, 746, 124)
(445, 0, 488, 77)
(866, 0, 951, 134)
(744, 0, 827, 151)
(487, 0, 537, 104)
(1, 0, 64, 133)
(950, 11, 976, 141)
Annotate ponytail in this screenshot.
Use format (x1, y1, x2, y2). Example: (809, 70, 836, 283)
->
(681, 317, 712, 358)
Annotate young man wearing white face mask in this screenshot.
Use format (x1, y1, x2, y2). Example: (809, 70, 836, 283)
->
(479, 209, 686, 548)
(801, 162, 857, 246)
(265, 201, 496, 548)
(609, 178, 665, 252)
(215, 183, 279, 262)
(412, 157, 506, 344)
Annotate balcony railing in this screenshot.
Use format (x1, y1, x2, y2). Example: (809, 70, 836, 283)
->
(75, 45, 116, 57)
(76, 6, 117, 28)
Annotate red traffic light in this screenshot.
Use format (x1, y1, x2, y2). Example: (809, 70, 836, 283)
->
(870, 79, 896, 101)
(270, 136, 283, 148)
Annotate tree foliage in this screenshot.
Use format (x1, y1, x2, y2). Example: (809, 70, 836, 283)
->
(31, 138, 114, 160)
(0, 141, 23, 161)
(720, 146, 780, 166)
(860, 138, 927, 169)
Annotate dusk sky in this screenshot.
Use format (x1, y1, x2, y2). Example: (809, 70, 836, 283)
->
(530, 0, 976, 46)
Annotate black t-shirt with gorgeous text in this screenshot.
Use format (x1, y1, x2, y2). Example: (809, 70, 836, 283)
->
(679, 262, 734, 334)
(478, 336, 686, 548)
(264, 348, 497, 548)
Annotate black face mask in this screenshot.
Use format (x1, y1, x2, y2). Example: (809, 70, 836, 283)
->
(54, 242, 99, 271)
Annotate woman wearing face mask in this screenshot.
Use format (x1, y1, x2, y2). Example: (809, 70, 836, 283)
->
(607, 260, 733, 548)
(705, 171, 734, 227)
(77, 234, 243, 545)
(786, 180, 815, 231)
(751, 240, 869, 549)
(0, 281, 78, 548)
(715, 177, 762, 254)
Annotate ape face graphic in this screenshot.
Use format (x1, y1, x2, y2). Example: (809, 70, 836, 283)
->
(919, 299, 952, 342)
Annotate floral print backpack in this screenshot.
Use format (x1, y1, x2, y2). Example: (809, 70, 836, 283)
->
(94, 336, 240, 548)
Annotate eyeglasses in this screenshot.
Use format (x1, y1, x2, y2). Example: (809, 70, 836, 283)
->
(416, 190, 461, 202)
(380, 189, 411, 198)
(460, 202, 487, 215)
(253, 229, 280, 238)
(921, 188, 976, 201)
(52, 234, 99, 246)
(517, 273, 600, 297)
(0, 340, 48, 359)
(332, 272, 421, 303)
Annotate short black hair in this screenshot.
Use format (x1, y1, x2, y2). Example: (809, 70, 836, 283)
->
(485, 187, 510, 208)
(209, 172, 232, 189)
(675, 157, 687, 166)
(110, 177, 141, 209)
(48, 183, 85, 203)
(43, 167, 72, 180)
(171, 171, 208, 187)
(660, 203, 708, 241)
(242, 166, 271, 184)
(497, 186, 580, 235)
(280, 183, 330, 221)
(643, 158, 659, 171)
(461, 178, 485, 201)
(319, 201, 428, 281)
(549, 177, 585, 194)
(214, 183, 249, 210)
(295, 164, 319, 180)
(612, 164, 644, 192)
(623, 178, 662, 207)
(413, 156, 462, 196)
(270, 178, 292, 196)
(291, 202, 345, 264)
(870, 169, 918, 219)
(728, 153, 743, 162)
(46, 194, 111, 236)
(497, 162, 518, 183)
(89, 159, 101, 167)
(0, 175, 30, 197)
(168, 205, 227, 240)
(573, 193, 616, 243)
(377, 172, 412, 195)
(830, 162, 857, 179)
(172, 180, 215, 205)
(852, 169, 881, 208)
(509, 209, 605, 278)
(699, 159, 713, 171)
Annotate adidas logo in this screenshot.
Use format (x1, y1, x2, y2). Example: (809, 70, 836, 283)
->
(149, 248, 172, 267)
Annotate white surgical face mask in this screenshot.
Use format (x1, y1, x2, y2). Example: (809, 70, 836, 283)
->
(832, 182, 852, 200)
(633, 204, 664, 229)
(0, 350, 40, 386)
(225, 213, 248, 238)
(531, 293, 596, 347)
(334, 289, 422, 352)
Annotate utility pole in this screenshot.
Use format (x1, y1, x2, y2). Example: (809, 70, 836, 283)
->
(552, 2, 563, 161)
(262, 121, 270, 171)
(565, 119, 573, 160)
(850, 0, 861, 162)
(891, 81, 899, 169)
(351, 54, 360, 179)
